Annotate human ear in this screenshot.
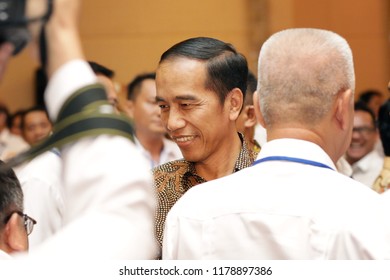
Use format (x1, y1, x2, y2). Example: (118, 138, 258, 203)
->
(244, 105, 257, 128)
(4, 213, 28, 253)
(124, 100, 135, 119)
(335, 89, 353, 131)
(253, 91, 266, 128)
(228, 88, 244, 121)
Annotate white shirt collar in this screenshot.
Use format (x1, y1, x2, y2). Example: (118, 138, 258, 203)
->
(352, 149, 382, 173)
(134, 137, 182, 168)
(258, 138, 337, 170)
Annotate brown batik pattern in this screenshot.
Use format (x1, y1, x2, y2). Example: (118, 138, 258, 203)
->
(153, 133, 257, 247)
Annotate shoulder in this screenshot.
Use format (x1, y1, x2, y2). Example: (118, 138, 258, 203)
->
(153, 159, 189, 188)
(153, 159, 189, 175)
(25, 151, 62, 171)
(16, 151, 62, 186)
(153, 159, 196, 196)
(173, 168, 250, 211)
(360, 149, 384, 161)
(167, 174, 235, 222)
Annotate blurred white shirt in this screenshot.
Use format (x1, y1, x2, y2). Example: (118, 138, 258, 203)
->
(135, 137, 182, 168)
(15, 150, 63, 248)
(0, 128, 29, 160)
(350, 150, 384, 188)
(0, 249, 11, 260)
(24, 60, 157, 259)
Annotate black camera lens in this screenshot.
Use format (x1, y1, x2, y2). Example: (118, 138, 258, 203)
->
(0, 0, 29, 55)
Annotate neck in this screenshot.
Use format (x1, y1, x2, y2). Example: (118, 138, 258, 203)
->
(136, 132, 164, 162)
(244, 128, 255, 151)
(195, 132, 242, 181)
(267, 125, 338, 163)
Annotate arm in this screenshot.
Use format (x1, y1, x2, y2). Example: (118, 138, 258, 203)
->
(24, 0, 157, 259)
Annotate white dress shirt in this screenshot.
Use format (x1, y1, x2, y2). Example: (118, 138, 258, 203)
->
(135, 137, 182, 168)
(0, 250, 12, 260)
(380, 190, 390, 258)
(350, 150, 384, 188)
(336, 156, 353, 177)
(0, 128, 29, 160)
(254, 124, 267, 147)
(15, 150, 63, 248)
(26, 60, 157, 259)
(163, 138, 386, 259)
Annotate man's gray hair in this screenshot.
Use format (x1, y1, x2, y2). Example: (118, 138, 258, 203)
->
(0, 162, 23, 227)
(257, 28, 355, 127)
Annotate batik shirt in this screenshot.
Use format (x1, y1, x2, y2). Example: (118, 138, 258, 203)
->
(153, 133, 257, 247)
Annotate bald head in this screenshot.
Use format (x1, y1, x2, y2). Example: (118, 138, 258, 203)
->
(257, 28, 355, 128)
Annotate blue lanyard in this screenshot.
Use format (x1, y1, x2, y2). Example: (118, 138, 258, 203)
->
(253, 156, 334, 171)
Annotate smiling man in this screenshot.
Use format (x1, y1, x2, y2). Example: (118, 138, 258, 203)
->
(345, 101, 384, 187)
(21, 106, 52, 146)
(125, 72, 182, 168)
(374, 82, 390, 193)
(153, 37, 255, 249)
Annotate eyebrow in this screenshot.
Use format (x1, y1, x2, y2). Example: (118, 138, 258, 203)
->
(156, 95, 198, 102)
(156, 96, 165, 102)
(175, 95, 197, 101)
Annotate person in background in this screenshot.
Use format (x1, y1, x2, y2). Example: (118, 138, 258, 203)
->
(162, 28, 386, 260)
(153, 37, 254, 251)
(0, 160, 36, 259)
(0, 105, 28, 160)
(88, 61, 119, 112)
(21, 106, 52, 146)
(378, 83, 390, 259)
(358, 89, 384, 119)
(9, 110, 25, 136)
(236, 71, 261, 155)
(345, 101, 384, 187)
(124, 72, 182, 168)
(359, 89, 386, 158)
(374, 83, 390, 193)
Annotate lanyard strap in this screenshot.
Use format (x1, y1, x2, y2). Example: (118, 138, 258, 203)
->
(253, 156, 334, 171)
(3, 84, 135, 170)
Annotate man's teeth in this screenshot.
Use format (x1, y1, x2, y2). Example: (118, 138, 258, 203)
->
(175, 136, 195, 142)
(350, 143, 361, 148)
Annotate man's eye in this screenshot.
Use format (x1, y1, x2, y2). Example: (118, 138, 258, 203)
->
(159, 104, 169, 109)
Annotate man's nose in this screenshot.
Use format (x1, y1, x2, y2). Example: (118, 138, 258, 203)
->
(166, 109, 185, 132)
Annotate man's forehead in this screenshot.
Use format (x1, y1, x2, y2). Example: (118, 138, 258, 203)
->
(156, 94, 198, 102)
(354, 110, 374, 122)
(157, 57, 207, 75)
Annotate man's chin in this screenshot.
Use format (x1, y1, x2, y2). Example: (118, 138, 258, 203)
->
(151, 128, 168, 135)
(346, 153, 364, 164)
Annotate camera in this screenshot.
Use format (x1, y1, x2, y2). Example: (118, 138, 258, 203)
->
(0, 0, 52, 55)
(0, 0, 30, 55)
